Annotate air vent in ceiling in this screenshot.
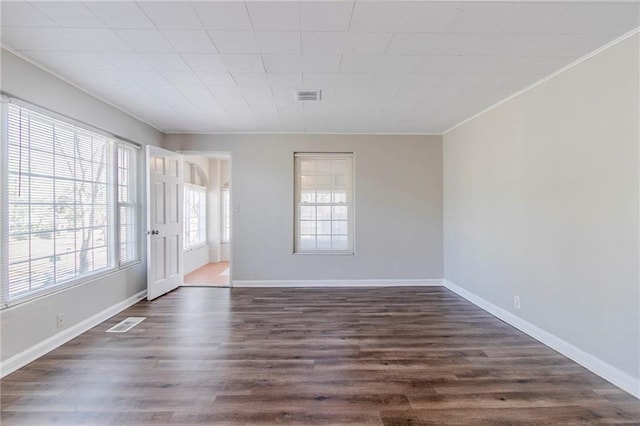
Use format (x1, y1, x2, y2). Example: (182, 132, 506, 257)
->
(295, 89, 322, 101)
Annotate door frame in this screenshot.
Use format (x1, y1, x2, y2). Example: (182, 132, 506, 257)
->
(178, 150, 233, 287)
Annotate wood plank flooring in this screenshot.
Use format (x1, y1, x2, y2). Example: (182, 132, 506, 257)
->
(1, 287, 639, 425)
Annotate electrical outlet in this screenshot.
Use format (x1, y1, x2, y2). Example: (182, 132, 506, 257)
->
(514, 295, 521, 309)
(56, 313, 64, 329)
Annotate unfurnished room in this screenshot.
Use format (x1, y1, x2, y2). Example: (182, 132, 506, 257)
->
(0, 1, 639, 424)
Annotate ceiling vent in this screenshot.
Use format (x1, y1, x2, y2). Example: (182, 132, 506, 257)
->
(295, 89, 322, 101)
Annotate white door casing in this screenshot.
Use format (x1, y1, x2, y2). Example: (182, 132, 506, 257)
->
(146, 145, 183, 300)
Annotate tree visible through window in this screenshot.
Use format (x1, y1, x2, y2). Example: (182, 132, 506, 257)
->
(3, 102, 139, 303)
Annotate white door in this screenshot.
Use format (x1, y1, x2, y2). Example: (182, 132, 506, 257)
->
(146, 145, 183, 300)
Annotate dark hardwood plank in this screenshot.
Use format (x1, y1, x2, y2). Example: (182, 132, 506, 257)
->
(1, 287, 638, 425)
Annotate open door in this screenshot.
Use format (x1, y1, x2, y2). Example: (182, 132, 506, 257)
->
(146, 145, 183, 300)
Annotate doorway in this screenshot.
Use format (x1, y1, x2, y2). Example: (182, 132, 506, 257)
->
(180, 152, 232, 287)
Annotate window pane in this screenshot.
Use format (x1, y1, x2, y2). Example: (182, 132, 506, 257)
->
(299, 235, 316, 250)
(56, 204, 75, 231)
(30, 205, 55, 233)
(55, 230, 75, 254)
(300, 220, 316, 235)
(55, 180, 75, 204)
(300, 175, 316, 189)
(317, 236, 331, 250)
(317, 190, 331, 203)
(332, 160, 348, 175)
(8, 203, 29, 235)
(317, 160, 331, 174)
(9, 262, 30, 297)
(333, 206, 347, 220)
(332, 221, 347, 235)
(57, 253, 76, 282)
(30, 257, 51, 290)
(30, 149, 54, 176)
(4, 103, 132, 302)
(300, 206, 315, 220)
(317, 221, 331, 235)
(332, 190, 346, 203)
(316, 175, 331, 187)
(301, 190, 316, 203)
(31, 232, 55, 259)
(117, 145, 138, 264)
(31, 177, 54, 203)
(300, 160, 316, 174)
(317, 206, 331, 220)
(8, 235, 30, 263)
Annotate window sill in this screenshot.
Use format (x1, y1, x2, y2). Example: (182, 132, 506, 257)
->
(184, 243, 208, 253)
(293, 252, 355, 256)
(2, 260, 142, 311)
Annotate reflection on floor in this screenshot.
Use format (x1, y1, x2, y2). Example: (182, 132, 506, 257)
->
(183, 261, 229, 286)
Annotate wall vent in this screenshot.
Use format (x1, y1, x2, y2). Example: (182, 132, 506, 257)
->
(295, 89, 322, 101)
(106, 317, 146, 333)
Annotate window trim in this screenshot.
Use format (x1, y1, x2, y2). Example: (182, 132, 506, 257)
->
(293, 152, 355, 255)
(1, 97, 141, 309)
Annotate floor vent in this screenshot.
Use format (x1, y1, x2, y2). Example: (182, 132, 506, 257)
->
(106, 317, 146, 333)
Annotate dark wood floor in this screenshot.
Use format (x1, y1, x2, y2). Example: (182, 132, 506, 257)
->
(2, 287, 639, 425)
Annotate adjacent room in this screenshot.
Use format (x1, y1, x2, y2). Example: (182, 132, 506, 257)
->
(1, 1, 639, 424)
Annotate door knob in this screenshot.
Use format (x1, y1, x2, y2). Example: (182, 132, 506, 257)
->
(152, 230, 159, 235)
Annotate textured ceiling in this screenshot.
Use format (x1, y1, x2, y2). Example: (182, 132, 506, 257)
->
(1, 1, 638, 134)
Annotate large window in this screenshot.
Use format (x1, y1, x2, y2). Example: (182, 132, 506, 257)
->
(294, 153, 354, 254)
(117, 145, 137, 264)
(2, 101, 139, 304)
(184, 184, 206, 250)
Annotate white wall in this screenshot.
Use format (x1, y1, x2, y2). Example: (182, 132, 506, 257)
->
(164, 134, 443, 283)
(443, 34, 639, 383)
(0, 49, 163, 363)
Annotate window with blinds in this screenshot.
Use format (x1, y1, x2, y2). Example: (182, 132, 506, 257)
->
(3, 102, 139, 304)
(294, 153, 354, 254)
(117, 145, 137, 264)
(184, 184, 206, 250)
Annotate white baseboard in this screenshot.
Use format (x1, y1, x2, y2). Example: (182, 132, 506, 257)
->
(443, 280, 640, 399)
(232, 278, 443, 288)
(0, 290, 147, 378)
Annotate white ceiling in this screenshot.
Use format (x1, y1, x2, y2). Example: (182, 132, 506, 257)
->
(1, 1, 638, 134)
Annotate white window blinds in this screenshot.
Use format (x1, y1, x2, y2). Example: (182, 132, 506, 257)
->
(3, 102, 139, 303)
(117, 145, 137, 264)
